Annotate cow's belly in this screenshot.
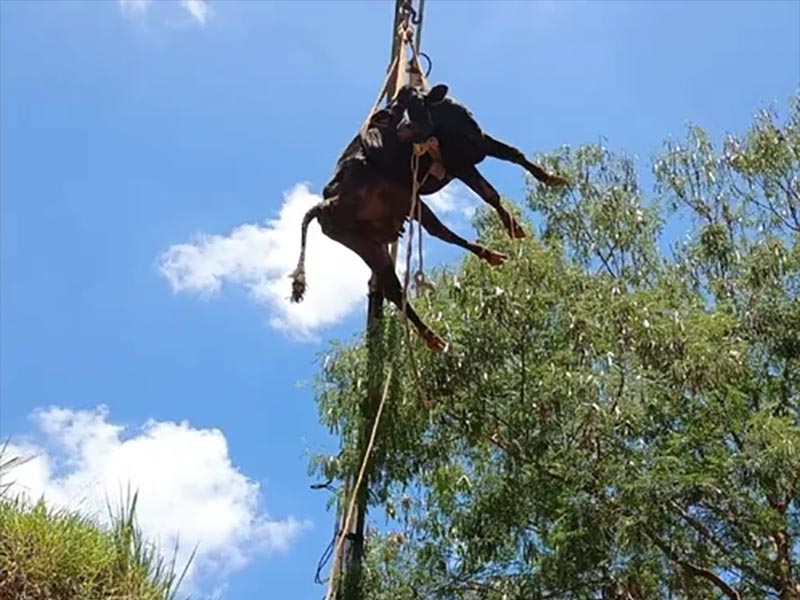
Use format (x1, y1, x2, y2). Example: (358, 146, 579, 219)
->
(318, 174, 410, 245)
(357, 218, 407, 244)
(355, 180, 410, 221)
(354, 181, 410, 244)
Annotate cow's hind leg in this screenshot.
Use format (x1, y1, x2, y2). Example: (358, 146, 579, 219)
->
(459, 165, 527, 239)
(416, 200, 507, 266)
(483, 134, 569, 187)
(346, 235, 447, 352)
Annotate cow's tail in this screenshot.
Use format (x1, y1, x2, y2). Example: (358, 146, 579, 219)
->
(289, 203, 322, 303)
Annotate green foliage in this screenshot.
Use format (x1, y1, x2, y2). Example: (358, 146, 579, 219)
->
(313, 93, 800, 599)
(0, 485, 191, 600)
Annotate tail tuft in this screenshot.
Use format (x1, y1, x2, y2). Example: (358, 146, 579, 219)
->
(290, 269, 306, 303)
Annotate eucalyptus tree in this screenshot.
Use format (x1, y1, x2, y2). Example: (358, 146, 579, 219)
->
(312, 94, 800, 600)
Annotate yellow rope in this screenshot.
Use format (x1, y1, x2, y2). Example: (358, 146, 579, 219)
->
(360, 55, 399, 136)
(402, 154, 422, 310)
(361, 14, 428, 136)
(323, 152, 434, 600)
(323, 365, 393, 600)
(402, 153, 433, 409)
(323, 47, 417, 600)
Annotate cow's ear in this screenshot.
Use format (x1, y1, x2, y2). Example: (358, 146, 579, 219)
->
(425, 84, 448, 104)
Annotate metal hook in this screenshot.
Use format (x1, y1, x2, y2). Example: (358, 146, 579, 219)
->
(397, 0, 422, 29)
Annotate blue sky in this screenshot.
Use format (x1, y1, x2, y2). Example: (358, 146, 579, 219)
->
(1, 0, 798, 597)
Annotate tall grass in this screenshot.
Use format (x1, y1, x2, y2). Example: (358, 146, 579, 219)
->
(0, 444, 194, 600)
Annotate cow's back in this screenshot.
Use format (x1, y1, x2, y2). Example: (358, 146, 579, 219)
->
(323, 105, 439, 199)
(323, 133, 366, 199)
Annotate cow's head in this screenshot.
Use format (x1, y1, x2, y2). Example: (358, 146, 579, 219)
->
(395, 84, 448, 143)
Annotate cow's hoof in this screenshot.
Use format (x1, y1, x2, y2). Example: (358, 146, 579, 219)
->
(483, 249, 508, 267)
(425, 333, 449, 353)
(508, 221, 527, 239)
(546, 173, 570, 187)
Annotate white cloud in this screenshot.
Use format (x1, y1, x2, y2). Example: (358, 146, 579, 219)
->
(118, 0, 210, 27)
(180, 0, 210, 26)
(425, 180, 479, 218)
(118, 0, 151, 17)
(3, 406, 309, 591)
(159, 183, 370, 339)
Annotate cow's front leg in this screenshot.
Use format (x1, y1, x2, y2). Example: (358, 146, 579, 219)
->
(483, 134, 569, 187)
(415, 200, 507, 266)
(458, 166, 526, 239)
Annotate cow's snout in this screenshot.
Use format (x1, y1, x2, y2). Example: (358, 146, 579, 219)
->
(397, 125, 414, 142)
(397, 111, 415, 141)
(397, 111, 432, 144)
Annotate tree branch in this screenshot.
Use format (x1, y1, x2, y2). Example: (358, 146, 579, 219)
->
(645, 527, 742, 600)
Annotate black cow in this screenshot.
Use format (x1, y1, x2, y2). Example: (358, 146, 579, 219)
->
(289, 94, 507, 352)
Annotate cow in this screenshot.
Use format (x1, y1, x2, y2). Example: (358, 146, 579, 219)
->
(391, 84, 568, 239)
(289, 94, 508, 352)
(289, 84, 567, 351)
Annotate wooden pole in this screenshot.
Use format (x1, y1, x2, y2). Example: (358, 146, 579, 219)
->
(336, 6, 410, 599)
